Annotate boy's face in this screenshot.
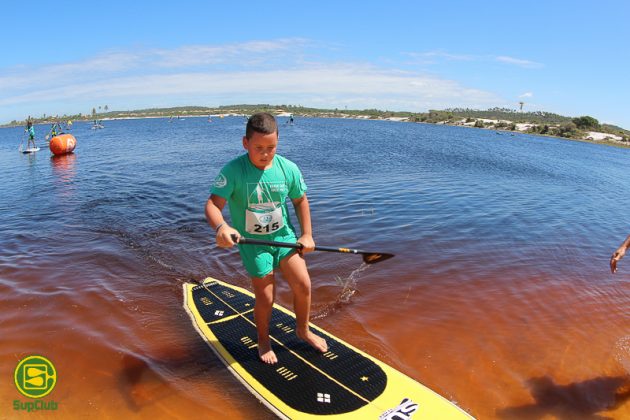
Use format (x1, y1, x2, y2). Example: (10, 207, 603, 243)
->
(243, 131, 278, 170)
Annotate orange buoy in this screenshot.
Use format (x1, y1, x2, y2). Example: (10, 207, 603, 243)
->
(49, 134, 76, 156)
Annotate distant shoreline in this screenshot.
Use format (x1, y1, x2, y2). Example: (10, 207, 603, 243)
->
(3, 106, 628, 149)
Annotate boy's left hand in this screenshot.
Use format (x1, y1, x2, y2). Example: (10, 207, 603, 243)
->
(297, 234, 315, 254)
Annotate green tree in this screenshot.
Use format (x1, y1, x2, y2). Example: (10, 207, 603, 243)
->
(572, 116, 599, 129)
(559, 122, 578, 137)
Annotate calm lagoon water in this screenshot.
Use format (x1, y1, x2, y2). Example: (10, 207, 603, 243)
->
(1, 116, 629, 418)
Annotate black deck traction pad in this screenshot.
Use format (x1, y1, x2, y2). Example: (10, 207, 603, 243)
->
(191, 281, 388, 415)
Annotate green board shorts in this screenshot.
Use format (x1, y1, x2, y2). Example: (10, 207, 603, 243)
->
(238, 231, 298, 278)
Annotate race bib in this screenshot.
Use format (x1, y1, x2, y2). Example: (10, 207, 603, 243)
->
(245, 207, 284, 235)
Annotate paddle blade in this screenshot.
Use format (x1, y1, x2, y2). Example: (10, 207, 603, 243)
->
(362, 252, 395, 264)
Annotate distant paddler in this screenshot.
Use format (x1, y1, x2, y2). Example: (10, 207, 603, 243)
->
(91, 119, 104, 129)
(47, 121, 64, 140)
(25, 117, 37, 149)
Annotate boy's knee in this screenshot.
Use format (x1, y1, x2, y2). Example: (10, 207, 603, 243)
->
(255, 296, 274, 309)
(292, 280, 311, 298)
(252, 274, 274, 303)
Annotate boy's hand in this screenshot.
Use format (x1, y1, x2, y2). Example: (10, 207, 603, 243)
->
(611, 246, 626, 274)
(297, 234, 315, 254)
(216, 225, 240, 248)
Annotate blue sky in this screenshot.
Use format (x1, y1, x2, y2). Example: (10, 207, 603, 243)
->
(2, 1, 629, 128)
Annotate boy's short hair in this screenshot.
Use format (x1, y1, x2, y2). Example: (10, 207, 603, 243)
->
(246, 112, 278, 139)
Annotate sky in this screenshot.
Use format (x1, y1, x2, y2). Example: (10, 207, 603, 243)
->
(1, 0, 629, 128)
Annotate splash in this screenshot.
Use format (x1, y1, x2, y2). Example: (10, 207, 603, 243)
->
(614, 336, 630, 375)
(312, 263, 370, 319)
(335, 263, 370, 302)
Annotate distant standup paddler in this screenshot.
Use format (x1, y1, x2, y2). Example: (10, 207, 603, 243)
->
(205, 112, 327, 364)
(49, 121, 64, 138)
(25, 117, 37, 149)
(610, 235, 630, 273)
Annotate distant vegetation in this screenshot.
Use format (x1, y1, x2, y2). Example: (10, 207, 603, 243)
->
(3, 104, 628, 146)
(2, 104, 420, 127)
(428, 107, 574, 125)
(399, 107, 628, 143)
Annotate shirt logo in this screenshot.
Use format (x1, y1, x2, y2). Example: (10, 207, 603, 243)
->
(247, 182, 286, 210)
(214, 174, 227, 188)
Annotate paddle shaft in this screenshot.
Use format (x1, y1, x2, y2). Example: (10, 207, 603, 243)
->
(235, 236, 356, 254)
(230, 234, 394, 264)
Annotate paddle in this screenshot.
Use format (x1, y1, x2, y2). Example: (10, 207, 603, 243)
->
(231, 234, 394, 264)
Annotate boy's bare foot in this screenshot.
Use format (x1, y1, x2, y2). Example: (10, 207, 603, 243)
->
(297, 330, 328, 353)
(258, 339, 278, 364)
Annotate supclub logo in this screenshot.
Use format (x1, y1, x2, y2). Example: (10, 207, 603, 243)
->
(15, 355, 56, 398)
(13, 355, 59, 412)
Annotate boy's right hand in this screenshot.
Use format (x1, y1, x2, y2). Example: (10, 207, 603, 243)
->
(216, 225, 240, 248)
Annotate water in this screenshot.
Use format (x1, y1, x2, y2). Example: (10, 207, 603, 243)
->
(1, 117, 629, 418)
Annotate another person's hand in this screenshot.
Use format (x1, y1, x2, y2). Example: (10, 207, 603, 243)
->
(216, 225, 240, 248)
(297, 234, 315, 254)
(610, 246, 626, 274)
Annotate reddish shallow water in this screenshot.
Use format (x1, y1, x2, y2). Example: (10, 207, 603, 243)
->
(1, 117, 629, 418)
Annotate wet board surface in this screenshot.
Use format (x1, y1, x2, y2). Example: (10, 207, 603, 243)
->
(21, 147, 40, 153)
(183, 277, 473, 419)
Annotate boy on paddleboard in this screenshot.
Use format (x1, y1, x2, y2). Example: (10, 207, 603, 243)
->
(205, 112, 327, 364)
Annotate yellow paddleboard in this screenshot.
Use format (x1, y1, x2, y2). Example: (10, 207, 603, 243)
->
(183, 277, 473, 419)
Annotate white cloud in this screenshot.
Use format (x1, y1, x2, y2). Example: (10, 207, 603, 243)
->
(403, 50, 544, 72)
(0, 66, 501, 110)
(0, 40, 504, 121)
(151, 38, 309, 68)
(405, 51, 474, 62)
(519, 92, 533, 98)
(0, 51, 142, 91)
(496, 56, 543, 69)
(0, 39, 307, 92)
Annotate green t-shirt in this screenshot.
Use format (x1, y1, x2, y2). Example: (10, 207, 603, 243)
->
(211, 154, 307, 239)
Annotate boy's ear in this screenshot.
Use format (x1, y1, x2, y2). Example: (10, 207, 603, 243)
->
(242, 136, 248, 150)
